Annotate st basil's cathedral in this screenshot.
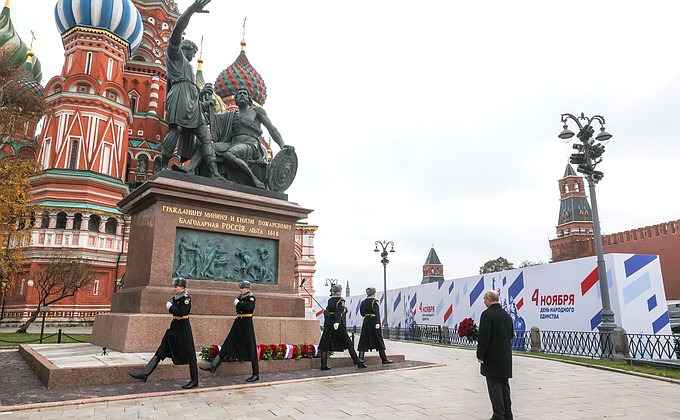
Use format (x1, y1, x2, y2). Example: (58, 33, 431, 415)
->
(0, 0, 318, 325)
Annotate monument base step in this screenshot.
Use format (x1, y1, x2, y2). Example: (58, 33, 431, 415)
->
(19, 343, 405, 388)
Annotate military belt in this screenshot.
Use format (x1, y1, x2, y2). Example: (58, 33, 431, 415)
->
(327, 312, 335, 314)
(173, 316, 189, 320)
(366, 314, 376, 317)
(237, 314, 253, 318)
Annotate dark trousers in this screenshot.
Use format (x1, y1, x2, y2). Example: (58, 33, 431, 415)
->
(486, 376, 513, 420)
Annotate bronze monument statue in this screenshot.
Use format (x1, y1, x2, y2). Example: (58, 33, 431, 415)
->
(176, 86, 297, 191)
(160, 0, 224, 181)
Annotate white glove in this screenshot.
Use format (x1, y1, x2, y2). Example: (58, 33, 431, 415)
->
(375, 323, 380, 329)
(234, 298, 239, 306)
(166, 301, 172, 310)
(333, 323, 339, 330)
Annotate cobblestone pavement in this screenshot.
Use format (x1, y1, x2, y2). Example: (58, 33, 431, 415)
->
(1, 340, 680, 419)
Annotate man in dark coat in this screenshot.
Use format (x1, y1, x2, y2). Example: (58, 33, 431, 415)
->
(129, 278, 198, 389)
(477, 289, 514, 420)
(318, 284, 366, 370)
(200, 280, 259, 382)
(357, 287, 393, 364)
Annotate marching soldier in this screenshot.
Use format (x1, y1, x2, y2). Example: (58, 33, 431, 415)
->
(200, 280, 259, 382)
(318, 284, 367, 370)
(129, 278, 199, 389)
(358, 287, 393, 364)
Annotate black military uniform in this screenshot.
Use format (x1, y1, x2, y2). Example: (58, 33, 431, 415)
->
(357, 287, 393, 364)
(318, 284, 366, 370)
(200, 280, 259, 382)
(129, 278, 198, 389)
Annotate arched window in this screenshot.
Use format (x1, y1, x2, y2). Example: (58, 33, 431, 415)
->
(153, 157, 162, 173)
(69, 140, 79, 169)
(105, 217, 117, 235)
(88, 215, 101, 232)
(137, 155, 148, 174)
(40, 211, 50, 229)
(563, 183, 569, 193)
(85, 52, 93, 75)
(56, 212, 67, 229)
(574, 181, 580, 192)
(73, 213, 82, 230)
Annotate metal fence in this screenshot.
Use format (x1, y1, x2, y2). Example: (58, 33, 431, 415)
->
(0, 329, 89, 346)
(628, 333, 680, 360)
(365, 324, 680, 361)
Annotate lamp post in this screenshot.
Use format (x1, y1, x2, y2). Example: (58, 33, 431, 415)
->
(374, 240, 395, 339)
(558, 113, 616, 338)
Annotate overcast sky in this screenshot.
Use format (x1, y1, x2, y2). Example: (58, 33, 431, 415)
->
(9, 1, 680, 296)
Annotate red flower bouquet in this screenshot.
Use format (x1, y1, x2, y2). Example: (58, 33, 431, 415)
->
(200, 344, 220, 361)
(458, 317, 479, 341)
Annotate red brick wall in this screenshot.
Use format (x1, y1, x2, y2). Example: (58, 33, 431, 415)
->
(602, 220, 680, 300)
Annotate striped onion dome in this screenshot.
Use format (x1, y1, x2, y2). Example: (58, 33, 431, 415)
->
(0, 2, 43, 82)
(54, 0, 143, 53)
(214, 40, 267, 106)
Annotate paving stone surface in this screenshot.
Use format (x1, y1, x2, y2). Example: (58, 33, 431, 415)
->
(1, 339, 680, 419)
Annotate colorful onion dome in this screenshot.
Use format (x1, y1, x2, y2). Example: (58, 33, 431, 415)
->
(214, 40, 267, 106)
(54, 0, 143, 53)
(0, 2, 42, 82)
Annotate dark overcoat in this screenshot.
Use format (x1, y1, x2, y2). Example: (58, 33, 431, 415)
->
(318, 296, 353, 351)
(357, 298, 386, 352)
(156, 293, 196, 365)
(219, 292, 258, 361)
(476, 303, 514, 378)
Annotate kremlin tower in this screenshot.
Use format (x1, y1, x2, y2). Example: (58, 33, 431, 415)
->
(549, 164, 596, 262)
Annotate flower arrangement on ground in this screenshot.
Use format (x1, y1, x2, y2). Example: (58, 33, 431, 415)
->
(200, 344, 220, 361)
(202, 343, 320, 361)
(458, 317, 479, 341)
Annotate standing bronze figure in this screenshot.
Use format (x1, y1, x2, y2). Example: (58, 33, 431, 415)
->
(160, 0, 224, 180)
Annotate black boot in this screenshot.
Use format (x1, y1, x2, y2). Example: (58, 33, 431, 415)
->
(379, 349, 394, 364)
(320, 351, 331, 371)
(199, 355, 222, 373)
(358, 351, 365, 363)
(246, 358, 259, 382)
(182, 361, 199, 389)
(129, 356, 160, 382)
(349, 347, 367, 369)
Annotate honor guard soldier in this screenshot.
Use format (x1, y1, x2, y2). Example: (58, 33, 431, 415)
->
(129, 278, 199, 389)
(200, 280, 259, 382)
(318, 284, 367, 370)
(358, 287, 393, 364)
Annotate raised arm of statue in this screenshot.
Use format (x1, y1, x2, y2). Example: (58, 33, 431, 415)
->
(170, 0, 211, 47)
(255, 107, 292, 152)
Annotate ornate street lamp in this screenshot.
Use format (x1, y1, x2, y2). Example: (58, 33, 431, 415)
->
(374, 240, 395, 338)
(558, 113, 616, 339)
